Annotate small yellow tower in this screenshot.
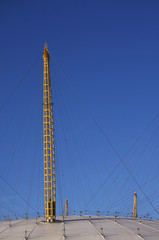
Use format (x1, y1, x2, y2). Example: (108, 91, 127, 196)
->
(65, 200, 68, 216)
(133, 192, 137, 218)
(43, 43, 56, 222)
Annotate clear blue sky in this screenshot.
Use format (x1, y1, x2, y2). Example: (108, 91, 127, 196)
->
(0, 0, 159, 220)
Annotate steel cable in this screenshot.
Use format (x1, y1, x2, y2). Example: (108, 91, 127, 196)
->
(52, 58, 159, 217)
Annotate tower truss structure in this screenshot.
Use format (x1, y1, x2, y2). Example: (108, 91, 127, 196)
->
(43, 43, 56, 222)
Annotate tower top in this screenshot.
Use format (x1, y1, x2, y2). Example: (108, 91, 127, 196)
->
(43, 42, 49, 59)
(44, 42, 48, 50)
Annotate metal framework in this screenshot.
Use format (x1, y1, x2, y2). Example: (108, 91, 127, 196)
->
(43, 43, 56, 222)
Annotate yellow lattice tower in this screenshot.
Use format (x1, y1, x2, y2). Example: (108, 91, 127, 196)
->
(43, 43, 56, 222)
(133, 192, 137, 218)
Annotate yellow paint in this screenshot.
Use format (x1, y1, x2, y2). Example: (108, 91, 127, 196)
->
(133, 192, 137, 218)
(43, 43, 56, 222)
(65, 200, 68, 216)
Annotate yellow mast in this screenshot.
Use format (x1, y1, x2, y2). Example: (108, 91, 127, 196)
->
(43, 43, 56, 222)
(65, 200, 68, 216)
(133, 192, 137, 218)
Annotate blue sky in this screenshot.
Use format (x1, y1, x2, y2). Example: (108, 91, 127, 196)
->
(0, 0, 159, 219)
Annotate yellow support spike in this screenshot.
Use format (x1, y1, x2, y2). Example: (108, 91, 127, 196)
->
(65, 200, 68, 216)
(133, 192, 137, 218)
(43, 43, 56, 222)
